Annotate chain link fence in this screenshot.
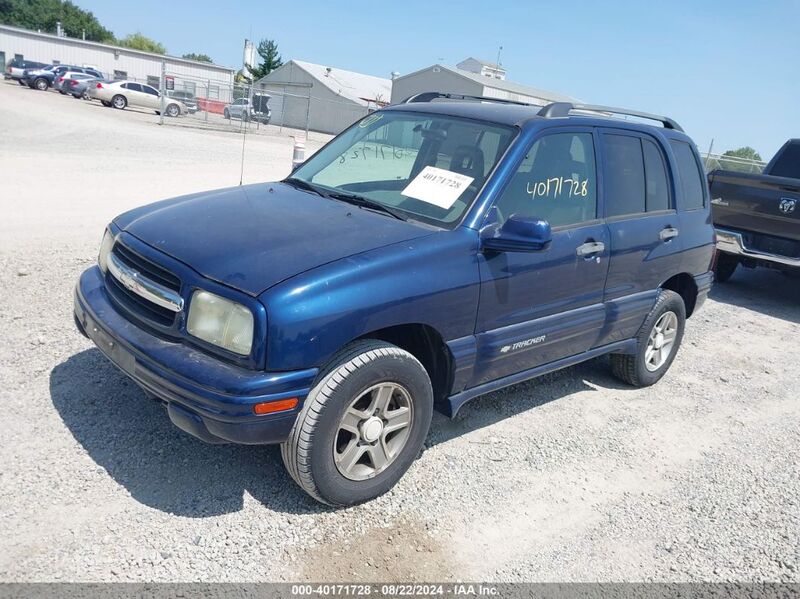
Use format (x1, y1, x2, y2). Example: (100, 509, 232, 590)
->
(153, 71, 383, 140)
(701, 152, 765, 174)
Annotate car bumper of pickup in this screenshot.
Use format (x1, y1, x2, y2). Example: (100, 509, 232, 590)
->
(715, 227, 800, 268)
(74, 266, 318, 445)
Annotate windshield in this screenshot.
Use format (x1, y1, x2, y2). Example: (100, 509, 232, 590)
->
(291, 111, 516, 227)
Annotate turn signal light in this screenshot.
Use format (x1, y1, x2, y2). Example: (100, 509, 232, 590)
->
(253, 397, 298, 415)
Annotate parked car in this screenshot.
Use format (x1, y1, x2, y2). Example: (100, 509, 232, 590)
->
(4, 58, 48, 84)
(54, 71, 101, 94)
(24, 64, 102, 91)
(223, 93, 271, 123)
(74, 95, 714, 506)
(167, 90, 198, 114)
(65, 76, 102, 100)
(710, 138, 800, 281)
(88, 80, 187, 117)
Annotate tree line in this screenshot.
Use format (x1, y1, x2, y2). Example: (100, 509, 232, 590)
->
(0, 0, 284, 76)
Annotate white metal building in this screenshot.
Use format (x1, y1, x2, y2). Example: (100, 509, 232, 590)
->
(390, 58, 577, 107)
(255, 60, 392, 135)
(0, 24, 235, 91)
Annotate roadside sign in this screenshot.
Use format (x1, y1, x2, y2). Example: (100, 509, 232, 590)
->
(165, 75, 174, 91)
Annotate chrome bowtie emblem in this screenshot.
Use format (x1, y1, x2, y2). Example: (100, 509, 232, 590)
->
(780, 198, 796, 214)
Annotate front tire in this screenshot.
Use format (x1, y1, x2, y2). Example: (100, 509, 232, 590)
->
(610, 289, 686, 387)
(34, 77, 48, 91)
(165, 103, 180, 118)
(714, 252, 739, 283)
(281, 340, 433, 506)
(111, 94, 127, 109)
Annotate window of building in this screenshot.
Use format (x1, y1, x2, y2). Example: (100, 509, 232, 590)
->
(669, 140, 706, 210)
(113, 70, 127, 80)
(493, 132, 597, 228)
(14, 54, 23, 61)
(146, 75, 160, 88)
(208, 84, 220, 99)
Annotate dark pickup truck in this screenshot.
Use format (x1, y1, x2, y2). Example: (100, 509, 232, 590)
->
(710, 139, 800, 281)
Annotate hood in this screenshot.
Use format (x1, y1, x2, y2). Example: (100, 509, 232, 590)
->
(115, 183, 432, 296)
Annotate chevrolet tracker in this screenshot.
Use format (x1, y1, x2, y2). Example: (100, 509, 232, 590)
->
(74, 94, 715, 506)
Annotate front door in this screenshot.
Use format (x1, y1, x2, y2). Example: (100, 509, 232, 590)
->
(470, 128, 610, 387)
(141, 84, 161, 109)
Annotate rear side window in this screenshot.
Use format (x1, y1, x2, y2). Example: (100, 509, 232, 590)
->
(669, 141, 705, 210)
(642, 139, 670, 211)
(603, 134, 645, 217)
(769, 143, 800, 179)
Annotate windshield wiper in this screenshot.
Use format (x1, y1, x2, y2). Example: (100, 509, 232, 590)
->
(327, 191, 407, 221)
(282, 177, 327, 198)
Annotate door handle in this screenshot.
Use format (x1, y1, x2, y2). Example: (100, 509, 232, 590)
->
(576, 241, 605, 257)
(660, 227, 679, 241)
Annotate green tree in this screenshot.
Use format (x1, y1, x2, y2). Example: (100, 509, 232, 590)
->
(0, 0, 114, 42)
(722, 146, 763, 162)
(118, 32, 166, 54)
(245, 39, 283, 81)
(182, 52, 213, 63)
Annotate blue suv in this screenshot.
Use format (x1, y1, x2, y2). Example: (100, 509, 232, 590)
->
(74, 94, 714, 505)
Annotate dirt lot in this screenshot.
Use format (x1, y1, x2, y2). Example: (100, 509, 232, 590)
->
(0, 80, 798, 583)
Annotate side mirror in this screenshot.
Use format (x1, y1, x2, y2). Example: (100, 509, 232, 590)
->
(480, 215, 552, 252)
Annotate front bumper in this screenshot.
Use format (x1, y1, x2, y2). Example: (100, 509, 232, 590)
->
(715, 227, 800, 268)
(74, 266, 318, 444)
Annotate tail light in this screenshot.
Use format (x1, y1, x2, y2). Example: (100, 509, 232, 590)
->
(96, 83, 103, 88)
(57, 77, 64, 82)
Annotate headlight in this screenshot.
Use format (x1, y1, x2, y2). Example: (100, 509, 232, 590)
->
(186, 290, 254, 356)
(98, 229, 114, 273)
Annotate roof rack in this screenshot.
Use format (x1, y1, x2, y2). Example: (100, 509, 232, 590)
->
(538, 102, 683, 132)
(402, 91, 533, 107)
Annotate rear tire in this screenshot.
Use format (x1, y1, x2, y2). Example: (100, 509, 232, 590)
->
(17, 79, 25, 86)
(111, 94, 127, 109)
(610, 289, 686, 388)
(223, 108, 230, 119)
(281, 340, 433, 506)
(101, 100, 111, 107)
(714, 252, 739, 283)
(166, 103, 180, 118)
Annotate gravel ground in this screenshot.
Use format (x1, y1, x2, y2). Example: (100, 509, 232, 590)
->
(0, 80, 798, 583)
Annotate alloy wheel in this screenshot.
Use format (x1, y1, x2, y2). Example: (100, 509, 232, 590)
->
(645, 311, 678, 372)
(333, 383, 413, 481)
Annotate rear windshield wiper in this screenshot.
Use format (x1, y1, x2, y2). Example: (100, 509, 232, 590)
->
(283, 177, 327, 198)
(326, 191, 407, 221)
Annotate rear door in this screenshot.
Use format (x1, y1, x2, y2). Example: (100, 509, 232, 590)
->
(596, 129, 683, 346)
(471, 128, 610, 387)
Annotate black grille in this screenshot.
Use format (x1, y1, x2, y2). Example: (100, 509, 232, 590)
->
(106, 242, 181, 328)
(748, 234, 800, 259)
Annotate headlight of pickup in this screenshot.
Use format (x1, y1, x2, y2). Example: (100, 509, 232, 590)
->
(98, 229, 114, 273)
(186, 290, 254, 356)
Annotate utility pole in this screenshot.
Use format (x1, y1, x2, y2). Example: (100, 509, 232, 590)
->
(159, 59, 165, 126)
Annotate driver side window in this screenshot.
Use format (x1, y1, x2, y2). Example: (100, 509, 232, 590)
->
(493, 132, 597, 228)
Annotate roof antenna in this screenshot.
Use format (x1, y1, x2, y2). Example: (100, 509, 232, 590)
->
(495, 45, 503, 67)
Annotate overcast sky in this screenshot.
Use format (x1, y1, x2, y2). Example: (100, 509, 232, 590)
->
(80, 0, 798, 158)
